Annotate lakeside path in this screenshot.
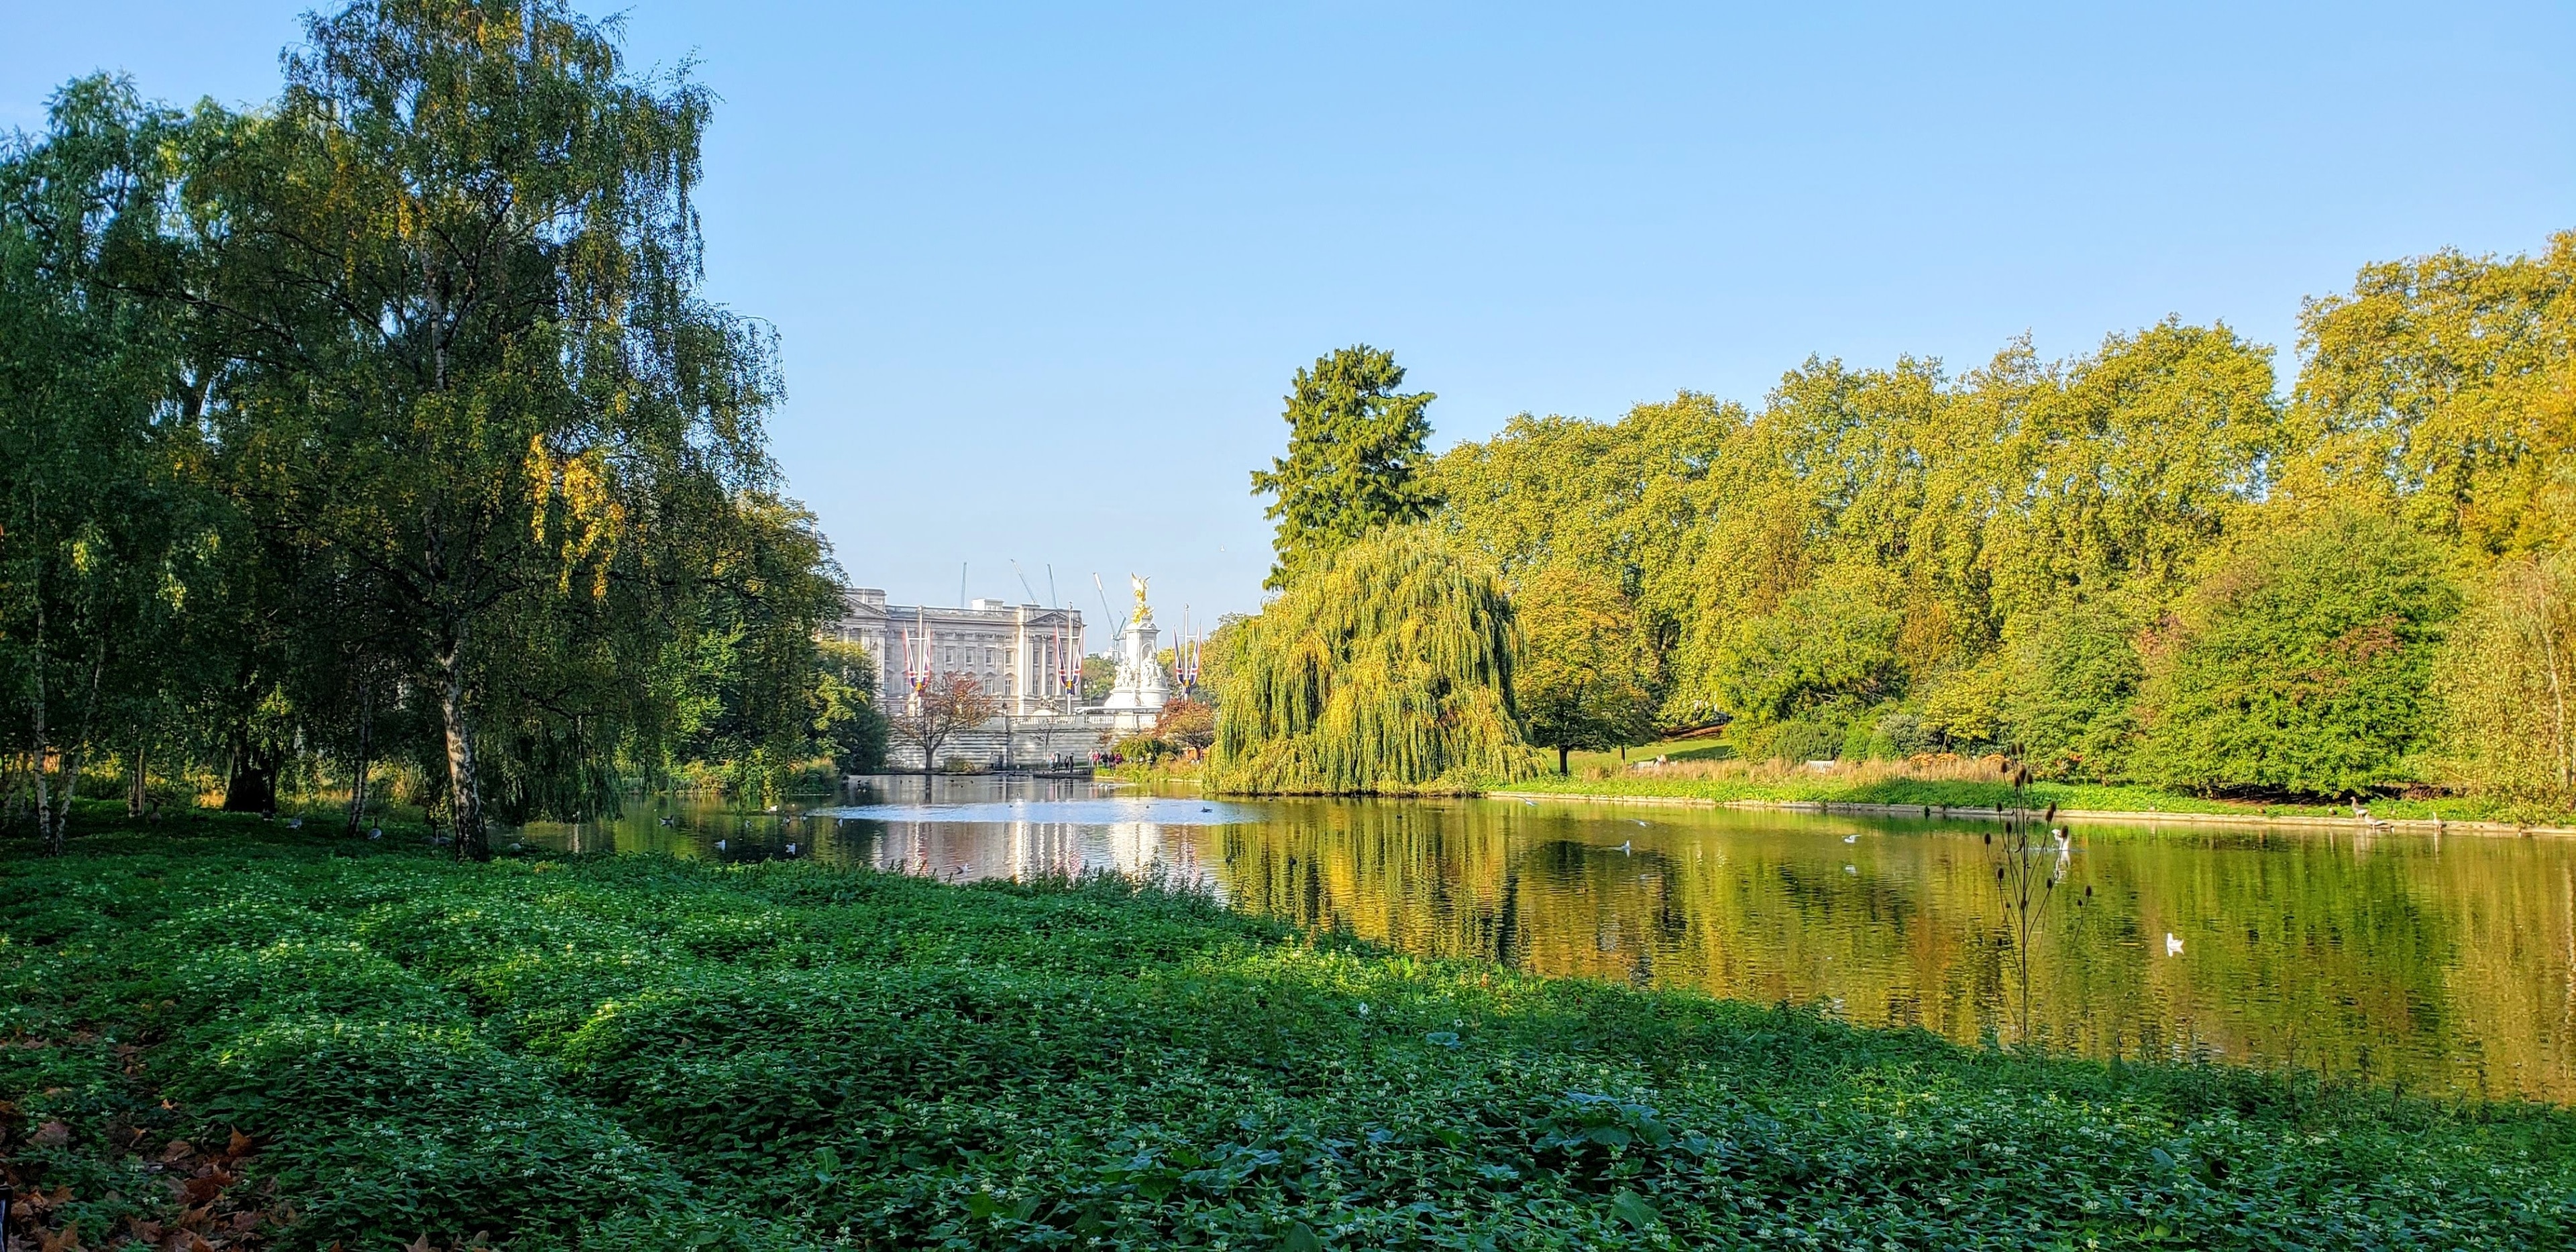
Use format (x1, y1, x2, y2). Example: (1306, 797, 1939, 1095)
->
(1484, 790, 2576, 837)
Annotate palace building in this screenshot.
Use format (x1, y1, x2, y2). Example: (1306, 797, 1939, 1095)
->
(828, 582, 1181, 772)
(830, 588, 1087, 717)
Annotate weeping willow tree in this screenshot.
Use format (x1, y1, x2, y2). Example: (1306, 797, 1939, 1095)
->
(1211, 527, 1543, 794)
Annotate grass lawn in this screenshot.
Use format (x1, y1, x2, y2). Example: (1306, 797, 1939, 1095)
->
(5, 815, 2572, 1250)
(1511, 751, 2551, 826)
(1561, 736, 1738, 776)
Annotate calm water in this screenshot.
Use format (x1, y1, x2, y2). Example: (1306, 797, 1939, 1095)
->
(525, 775, 2576, 1102)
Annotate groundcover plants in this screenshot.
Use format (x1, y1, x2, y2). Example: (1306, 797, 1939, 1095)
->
(5, 813, 2573, 1250)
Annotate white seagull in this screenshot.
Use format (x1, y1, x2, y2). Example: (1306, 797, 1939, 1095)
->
(2165, 933, 2184, 957)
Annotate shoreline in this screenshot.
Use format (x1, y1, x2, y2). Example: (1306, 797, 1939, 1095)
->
(13, 821, 2569, 1248)
(1482, 789, 2576, 837)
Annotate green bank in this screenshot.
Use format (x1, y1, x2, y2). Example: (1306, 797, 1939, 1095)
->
(1491, 769, 2553, 827)
(7, 817, 2573, 1251)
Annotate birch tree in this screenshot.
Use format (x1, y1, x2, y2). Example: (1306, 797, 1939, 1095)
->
(182, 0, 790, 858)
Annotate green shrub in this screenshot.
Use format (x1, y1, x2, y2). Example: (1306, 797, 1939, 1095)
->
(2133, 509, 2459, 794)
(2000, 598, 2147, 780)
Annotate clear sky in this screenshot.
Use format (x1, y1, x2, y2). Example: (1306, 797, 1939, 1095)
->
(7, 2, 2572, 648)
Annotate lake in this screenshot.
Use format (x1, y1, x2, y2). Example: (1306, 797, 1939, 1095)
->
(525, 774, 2576, 1103)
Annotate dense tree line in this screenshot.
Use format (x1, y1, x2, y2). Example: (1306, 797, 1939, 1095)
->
(0, 0, 869, 857)
(1220, 238, 2572, 810)
(1421, 236, 2575, 812)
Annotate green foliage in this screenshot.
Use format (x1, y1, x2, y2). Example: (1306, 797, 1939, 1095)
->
(1426, 393, 1741, 682)
(189, 0, 825, 853)
(1748, 719, 1847, 764)
(1250, 346, 1440, 590)
(1513, 566, 1660, 772)
(1496, 763, 2526, 821)
(6, 822, 2572, 1250)
(0, 2, 839, 848)
(0, 79, 226, 850)
(1079, 653, 1116, 703)
(812, 639, 889, 776)
(1433, 325, 2288, 749)
(1212, 527, 1541, 793)
(2131, 509, 2460, 795)
(1189, 613, 1250, 705)
(1426, 242, 2576, 807)
(2286, 232, 2576, 557)
(1709, 564, 1904, 734)
(1996, 599, 2148, 780)
(2434, 551, 2576, 816)
(1109, 731, 1169, 762)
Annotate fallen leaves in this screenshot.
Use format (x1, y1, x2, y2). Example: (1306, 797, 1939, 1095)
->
(180, 1168, 235, 1206)
(7, 1109, 277, 1251)
(391, 1233, 494, 1252)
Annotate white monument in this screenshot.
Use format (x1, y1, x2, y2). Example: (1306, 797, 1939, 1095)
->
(1102, 574, 1171, 733)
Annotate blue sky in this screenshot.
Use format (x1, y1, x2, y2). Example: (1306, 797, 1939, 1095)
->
(7, 2, 2571, 647)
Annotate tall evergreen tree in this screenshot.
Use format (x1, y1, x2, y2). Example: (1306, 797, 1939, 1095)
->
(1250, 345, 1440, 590)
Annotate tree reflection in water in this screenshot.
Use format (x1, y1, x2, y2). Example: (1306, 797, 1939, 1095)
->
(537, 778, 2576, 1103)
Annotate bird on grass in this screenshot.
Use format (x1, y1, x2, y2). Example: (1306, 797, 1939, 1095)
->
(2166, 933, 2184, 956)
(1843, 833, 1859, 844)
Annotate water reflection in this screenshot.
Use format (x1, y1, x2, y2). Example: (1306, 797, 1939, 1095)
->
(522, 777, 2576, 1102)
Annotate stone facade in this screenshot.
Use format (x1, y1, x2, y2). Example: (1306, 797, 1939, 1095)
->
(830, 588, 1113, 770)
(830, 589, 1087, 717)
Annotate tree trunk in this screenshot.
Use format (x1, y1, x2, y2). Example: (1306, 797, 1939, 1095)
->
(2539, 570, 2569, 794)
(52, 646, 106, 837)
(439, 645, 488, 862)
(128, 737, 148, 818)
(31, 601, 56, 856)
(1558, 745, 1570, 776)
(345, 674, 375, 837)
